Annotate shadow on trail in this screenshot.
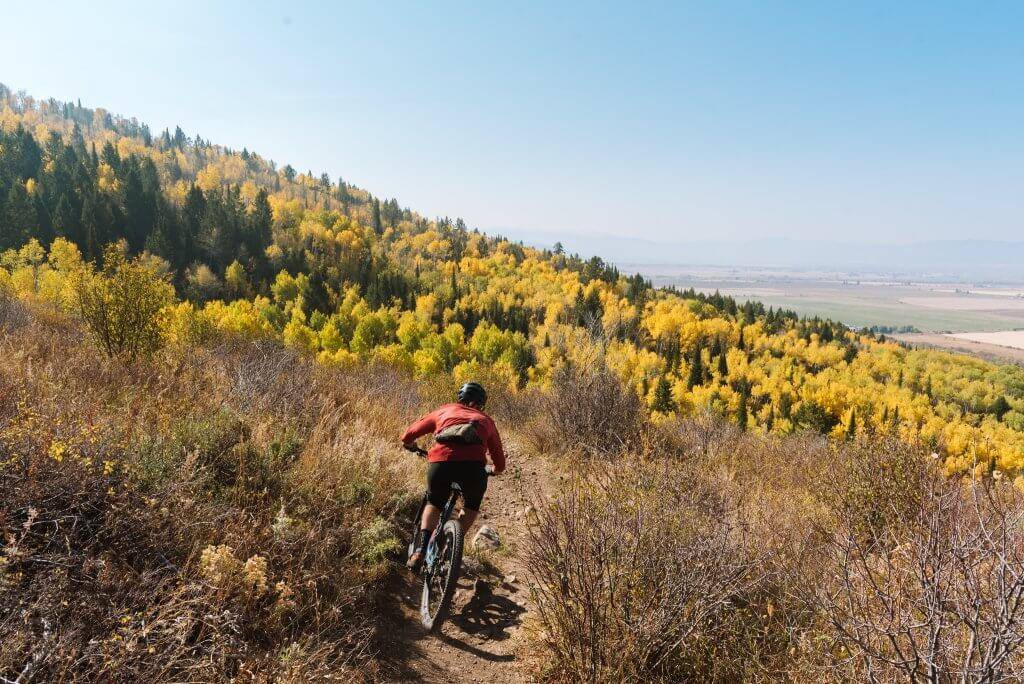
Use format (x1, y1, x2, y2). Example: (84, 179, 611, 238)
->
(449, 583, 526, 643)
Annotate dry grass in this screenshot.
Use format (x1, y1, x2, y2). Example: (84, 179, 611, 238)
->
(523, 397, 1024, 682)
(0, 302, 428, 682)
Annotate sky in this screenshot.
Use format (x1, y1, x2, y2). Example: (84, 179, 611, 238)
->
(2, 1, 1022, 245)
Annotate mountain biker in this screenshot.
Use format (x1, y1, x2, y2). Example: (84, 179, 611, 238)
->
(402, 381, 506, 572)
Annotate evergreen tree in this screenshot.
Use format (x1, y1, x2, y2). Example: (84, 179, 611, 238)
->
(737, 389, 749, 430)
(122, 161, 155, 252)
(52, 193, 82, 244)
(992, 395, 1012, 421)
(1, 182, 35, 250)
(686, 349, 703, 390)
(652, 376, 676, 413)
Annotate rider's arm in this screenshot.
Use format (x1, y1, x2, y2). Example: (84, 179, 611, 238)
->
(485, 421, 506, 474)
(401, 411, 436, 447)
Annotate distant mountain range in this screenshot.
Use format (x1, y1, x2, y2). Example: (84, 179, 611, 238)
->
(498, 230, 1024, 282)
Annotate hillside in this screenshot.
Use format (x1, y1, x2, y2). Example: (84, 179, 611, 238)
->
(4, 85, 1024, 681)
(2, 84, 1024, 476)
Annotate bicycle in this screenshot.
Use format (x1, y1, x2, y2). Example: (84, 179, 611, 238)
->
(404, 444, 492, 632)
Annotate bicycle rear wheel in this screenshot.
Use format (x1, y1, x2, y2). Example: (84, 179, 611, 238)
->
(420, 518, 463, 632)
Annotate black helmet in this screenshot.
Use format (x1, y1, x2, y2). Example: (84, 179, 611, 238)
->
(457, 381, 487, 408)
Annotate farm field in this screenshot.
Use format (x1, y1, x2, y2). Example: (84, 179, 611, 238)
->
(948, 330, 1024, 349)
(895, 333, 1024, 365)
(629, 264, 1024, 333)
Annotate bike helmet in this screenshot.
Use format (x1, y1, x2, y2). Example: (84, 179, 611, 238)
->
(457, 381, 487, 408)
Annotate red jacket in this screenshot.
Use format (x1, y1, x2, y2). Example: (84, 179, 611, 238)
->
(401, 403, 506, 472)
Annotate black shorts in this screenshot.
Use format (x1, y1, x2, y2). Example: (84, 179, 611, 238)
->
(426, 460, 488, 511)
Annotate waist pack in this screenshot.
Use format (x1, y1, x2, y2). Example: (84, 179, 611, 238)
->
(435, 421, 482, 445)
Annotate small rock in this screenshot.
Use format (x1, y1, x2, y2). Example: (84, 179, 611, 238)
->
(505, 574, 517, 585)
(473, 525, 501, 551)
(520, 505, 534, 519)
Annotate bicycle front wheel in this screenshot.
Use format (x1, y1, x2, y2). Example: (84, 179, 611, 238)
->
(420, 519, 463, 632)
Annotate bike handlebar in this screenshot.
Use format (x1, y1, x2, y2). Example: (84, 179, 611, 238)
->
(403, 443, 428, 457)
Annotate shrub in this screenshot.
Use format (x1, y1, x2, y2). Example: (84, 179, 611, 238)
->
(527, 460, 767, 682)
(528, 364, 643, 458)
(811, 477, 1024, 680)
(74, 245, 175, 361)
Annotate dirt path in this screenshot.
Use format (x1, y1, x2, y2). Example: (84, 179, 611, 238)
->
(377, 443, 552, 683)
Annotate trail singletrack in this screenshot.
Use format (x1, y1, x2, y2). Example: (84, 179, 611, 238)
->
(378, 444, 551, 683)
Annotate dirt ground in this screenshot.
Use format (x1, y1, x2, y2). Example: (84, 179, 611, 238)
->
(375, 441, 554, 683)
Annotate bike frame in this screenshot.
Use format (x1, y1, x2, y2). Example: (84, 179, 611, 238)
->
(404, 443, 490, 575)
(423, 485, 462, 572)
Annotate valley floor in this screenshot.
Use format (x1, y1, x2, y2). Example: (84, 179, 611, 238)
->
(895, 332, 1024, 365)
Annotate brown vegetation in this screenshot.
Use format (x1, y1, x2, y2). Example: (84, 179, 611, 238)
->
(522, 366, 1024, 683)
(0, 300, 423, 681)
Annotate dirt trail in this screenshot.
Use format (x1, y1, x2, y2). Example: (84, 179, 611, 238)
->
(378, 442, 552, 683)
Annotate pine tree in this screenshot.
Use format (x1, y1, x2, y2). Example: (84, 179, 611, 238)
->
(686, 349, 703, 390)
(652, 376, 676, 413)
(717, 350, 728, 378)
(992, 395, 1011, 420)
(1, 183, 35, 250)
(371, 198, 382, 234)
(52, 194, 83, 244)
(845, 408, 857, 440)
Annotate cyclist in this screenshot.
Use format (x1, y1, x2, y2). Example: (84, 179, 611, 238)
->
(402, 381, 506, 572)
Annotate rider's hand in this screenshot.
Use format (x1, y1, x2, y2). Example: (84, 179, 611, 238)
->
(485, 464, 499, 476)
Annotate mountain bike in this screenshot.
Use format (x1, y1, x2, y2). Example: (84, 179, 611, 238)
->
(404, 444, 492, 632)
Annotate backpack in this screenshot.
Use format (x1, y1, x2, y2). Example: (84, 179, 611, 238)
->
(434, 421, 483, 445)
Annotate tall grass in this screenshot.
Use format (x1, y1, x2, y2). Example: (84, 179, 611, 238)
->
(522, 366, 1024, 682)
(0, 302, 423, 681)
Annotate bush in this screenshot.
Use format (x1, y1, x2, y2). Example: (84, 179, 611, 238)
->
(75, 245, 175, 361)
(811, 476, 1024, 680)
(528, 364, 644, 457)
(527, 459, 768, 682)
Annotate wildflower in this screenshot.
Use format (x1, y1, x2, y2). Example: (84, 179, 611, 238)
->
(199, 544, 240, 586)
(271, 505, 294, 537)
(242, 555, 269, 594)
(103, 460, 116, 475)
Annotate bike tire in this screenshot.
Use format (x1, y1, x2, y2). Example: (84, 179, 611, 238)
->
(408, 493, 428, 561)
(420, 518, 463, 632)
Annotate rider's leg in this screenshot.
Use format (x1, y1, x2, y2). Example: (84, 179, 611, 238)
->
(419, 503, 441, 539)
(457, 507, 479, 532)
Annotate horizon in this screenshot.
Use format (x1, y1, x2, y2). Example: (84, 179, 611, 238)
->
(2, 1, 1022, 247)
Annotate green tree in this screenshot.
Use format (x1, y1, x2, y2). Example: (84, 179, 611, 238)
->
(1, 182, 35, 250)
(651, 376, 676, 413)
(686, 349, 703, 390)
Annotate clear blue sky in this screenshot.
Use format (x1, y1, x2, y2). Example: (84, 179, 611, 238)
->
(2, 1, 1022, 244)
